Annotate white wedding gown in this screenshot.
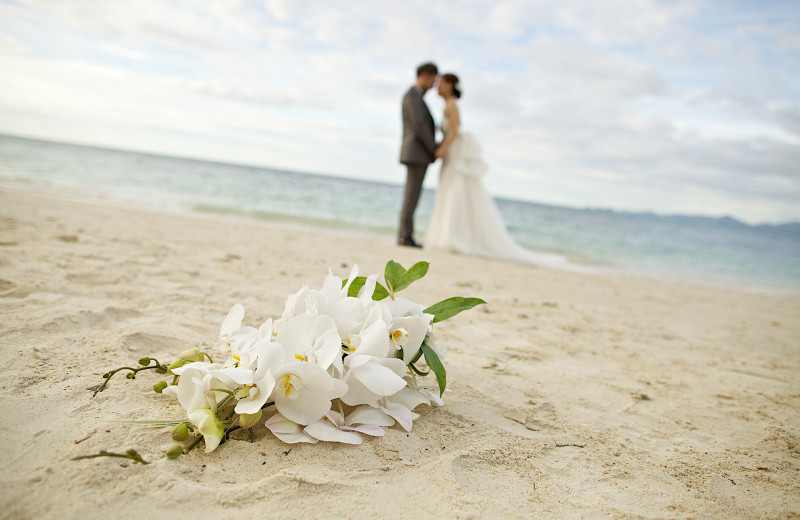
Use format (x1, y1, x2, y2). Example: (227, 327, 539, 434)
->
(424, 117, 572, 268)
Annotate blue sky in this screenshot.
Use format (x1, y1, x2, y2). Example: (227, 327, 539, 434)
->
(0, 0, 798, 224)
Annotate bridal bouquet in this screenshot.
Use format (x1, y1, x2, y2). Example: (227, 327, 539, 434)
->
(91, 261, 484, 459)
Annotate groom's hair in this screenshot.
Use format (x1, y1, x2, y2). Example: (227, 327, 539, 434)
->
(416, 62, 438, 77)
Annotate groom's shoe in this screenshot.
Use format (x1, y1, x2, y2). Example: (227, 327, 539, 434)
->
(398, 237, 422, 248)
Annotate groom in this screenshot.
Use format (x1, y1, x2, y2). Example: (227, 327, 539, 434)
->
(398, 62, 439, 248)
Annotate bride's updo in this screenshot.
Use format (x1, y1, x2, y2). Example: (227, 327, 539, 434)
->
(441, 73, 461, 99)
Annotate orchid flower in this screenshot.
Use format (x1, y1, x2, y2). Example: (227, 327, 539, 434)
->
(187, 408, 225, 453)
(385, 298, 434, 364)
(168, 363, 231, 413)
(276, 314, 343, 375)
(369, 397, 420, 432)
(303, 412, 363, 444)
(272, 361, 348, 425)
(211, 340, 285, 415)
(340, 354, 407, 406)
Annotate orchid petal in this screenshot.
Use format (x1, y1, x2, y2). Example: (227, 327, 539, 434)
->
(389, 387, 431, 412)
(346, 405, 395, 427)
(304, 419, 363, 444)
(352, 361, 407, 397)
(325, 410, 345, 428)
(211, 367, 254, 385)
(275, 385, 333, 425)
(187, 408, 224, 453)
(220, 303, 245, 337)
(264, 412, 302, 434)
(344, 423, 385, 436)
(394, 316, 431, 364)
(381, 401, 419, 432)
(265, 413, 319, 443)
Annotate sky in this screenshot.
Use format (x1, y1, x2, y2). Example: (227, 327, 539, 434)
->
(0, 0, 798, 224)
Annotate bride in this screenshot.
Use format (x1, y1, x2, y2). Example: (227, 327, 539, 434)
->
(425, 73, 555, 265)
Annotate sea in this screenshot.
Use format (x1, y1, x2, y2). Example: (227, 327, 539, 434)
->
(1, 134, 798, 291)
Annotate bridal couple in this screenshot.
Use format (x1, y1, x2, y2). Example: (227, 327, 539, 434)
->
(398, 62, 534, 264)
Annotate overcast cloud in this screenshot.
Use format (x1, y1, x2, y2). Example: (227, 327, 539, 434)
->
(0, 0, 798, 224)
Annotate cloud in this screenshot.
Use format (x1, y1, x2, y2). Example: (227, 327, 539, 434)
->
(0, 0, 798, 224)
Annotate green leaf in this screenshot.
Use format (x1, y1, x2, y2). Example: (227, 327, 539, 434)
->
(384, 260, 406, 294)
(343, 277, 390, 300)
(421, 344, 446, 396)
(383, 260, 430, 295)
(423, 297, 487, 323)
(344, 276, 365, 297)
(371, 283, 390, 301)
(394, 261, 429, 293)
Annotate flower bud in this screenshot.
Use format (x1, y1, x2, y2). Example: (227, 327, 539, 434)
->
(138, 357, 151, 366)
(153, 380, 168, 393)
(167, 359, 185, 371)
(168, 348, 202, 370)
(166, 445, 184, 459)
(172, 423, 189, 441)
(238, 410, 262, 430)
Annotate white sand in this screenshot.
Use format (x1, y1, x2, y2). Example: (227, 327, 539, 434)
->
(1, 188, 798, 519)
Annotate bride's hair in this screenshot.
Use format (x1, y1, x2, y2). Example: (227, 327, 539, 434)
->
(441, 73, 461, 99)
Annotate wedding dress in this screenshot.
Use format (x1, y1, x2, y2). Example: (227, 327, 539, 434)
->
(424, 116, 571, 268)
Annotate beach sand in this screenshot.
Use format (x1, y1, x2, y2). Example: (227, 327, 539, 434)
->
(1, 188, 798, 519)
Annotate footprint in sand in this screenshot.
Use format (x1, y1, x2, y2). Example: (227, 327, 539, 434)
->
(450, 450, 536, 500)
(0, 278, 17, 295)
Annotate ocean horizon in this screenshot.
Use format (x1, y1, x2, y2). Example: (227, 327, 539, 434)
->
(1, 133, 798, 291)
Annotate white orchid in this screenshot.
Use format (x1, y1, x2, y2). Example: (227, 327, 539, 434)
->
(212, 340, 285, 415)
(222, 316, 277, 371)
(341, 354, 407, 406)
(303, 413, 363, 444)
(187, 408, 225, 452)
(276, 314, 342, 374)
(139, 260, 485, 455)
(278, 265, 355, 325)
(272, 361, 348, 425)
(167, 363, 231, 413)
(336, 408, 387, 436)
(339, 300, 392, 357)
(385, 298, 434, 364)
(368, 397, 420, 432)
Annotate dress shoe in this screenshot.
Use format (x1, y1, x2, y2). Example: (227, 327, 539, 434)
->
(398, 237, 422, 248)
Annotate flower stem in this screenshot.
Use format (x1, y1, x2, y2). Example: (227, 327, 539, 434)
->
(183, 435, 204, 455)
(93, 363, 168, 397)
(408, 361, 430, 377)
(72, 449, 149, 464)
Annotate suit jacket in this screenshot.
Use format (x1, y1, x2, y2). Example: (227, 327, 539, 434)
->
(400, 87, 437, 165)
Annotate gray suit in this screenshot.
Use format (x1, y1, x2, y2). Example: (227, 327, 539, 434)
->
(398, 87, 437, 242)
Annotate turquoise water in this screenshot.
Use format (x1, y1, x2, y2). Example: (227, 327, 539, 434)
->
(1, 134, 798, 290)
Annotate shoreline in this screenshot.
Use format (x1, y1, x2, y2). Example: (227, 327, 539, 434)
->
(1, 182, 795, 297)
(1, 188, 799, 518)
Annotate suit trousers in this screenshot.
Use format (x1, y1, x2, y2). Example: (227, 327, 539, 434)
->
(398, 163, 428, 241)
